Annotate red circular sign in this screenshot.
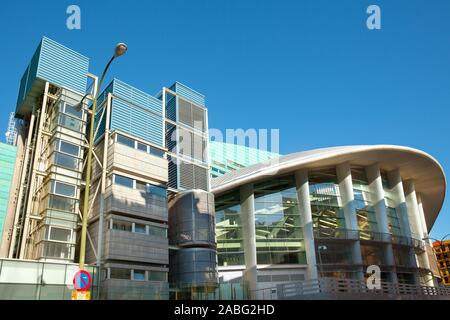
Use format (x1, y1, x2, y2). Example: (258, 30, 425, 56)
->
(73, 270, 92, 291)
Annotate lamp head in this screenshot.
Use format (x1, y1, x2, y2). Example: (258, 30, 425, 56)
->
(114, 43, 128, 58)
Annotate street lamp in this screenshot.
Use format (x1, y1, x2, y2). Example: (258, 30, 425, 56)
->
(317, 245, 327, 279)
(78, 43, 128, 271)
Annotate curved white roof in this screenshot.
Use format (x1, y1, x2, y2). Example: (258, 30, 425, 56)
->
(211, 145, 446, 232)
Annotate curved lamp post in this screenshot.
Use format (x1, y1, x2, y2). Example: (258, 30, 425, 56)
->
(79, 43, 128, 270)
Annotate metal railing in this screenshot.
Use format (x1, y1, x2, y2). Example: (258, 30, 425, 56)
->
(314, 228, 359, 240)
(276, 277, 450, 300)
(314, 228, 425, 251)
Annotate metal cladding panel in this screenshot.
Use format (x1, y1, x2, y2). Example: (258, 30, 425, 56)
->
(170, 82, 205, 107)
(0, 143, 17, 240)
(37, 37, 89, 94)
(112, 79, 163, 115)
(109, 79, 164, 146)
(16, 37, 90, 116)
(15, 43, 41, 115)
(110, 98, 164, 147)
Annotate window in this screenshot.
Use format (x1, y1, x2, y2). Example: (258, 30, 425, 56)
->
(112, 220, 132, 232)
(133, 270, 146, 281)
(136, 181, 147, 192)
(44, 242, 72, 259)
(54, 153, 78, 170)
(48, 195, 76, 212)
(149, 146, 165, 158)
(148, 271, 166, 281)
(137, 142, 147, 152)
(61, 102, 83, 119)
(51, 181, 76, 197)
(48, 227, 72, 242)
(110, 268, 131, 280)
(114, 175, 134, 188)
(134, 224, 146, 234)
(116, 134, 135, 148)
(148, 225, 167, 237)
(58, 114, 81, 132)
(147, 185, 167, 198)
(59, 140, 80, 157)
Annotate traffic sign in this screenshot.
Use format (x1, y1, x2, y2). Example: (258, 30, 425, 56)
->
(72, 290, 91, 301)
(73, 270, 92, 292)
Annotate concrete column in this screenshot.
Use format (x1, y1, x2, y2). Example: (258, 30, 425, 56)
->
(387, 170, 419, 284)
(295, 169, 318, 280)
(240, 184, 258, 299)
(416, 193, 429, 241)
(336, 163, 364, 281)
(403, 180, 424, 241)
(404, 180, 433, 286)
(365, 164, 397, 283)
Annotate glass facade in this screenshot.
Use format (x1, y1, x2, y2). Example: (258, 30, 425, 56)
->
(351, 168, 379, 239)
(216, 192, 244, 266)
(382, 173, 403, 237)
(309, 169, 346, 236)
(253, 177, 305, 265)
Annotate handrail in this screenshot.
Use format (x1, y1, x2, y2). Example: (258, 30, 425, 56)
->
(275, 277, 450, 299)
(314, 228, 425, 250)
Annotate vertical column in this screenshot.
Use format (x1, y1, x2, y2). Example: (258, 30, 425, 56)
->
(404, 180, 433, 286)
(365, 164, 397, 283)
(240, 184, 258, 299)
(417, 193, 437, 286)
(19, 82, 49, 259)
(96, 92, 112, 298)
(387, 170, 419, 284)
(403, 180, 424, 240)
(295, 169, 318, 280)
(416, 193, 429, 241)
(7, 114, 35, 258)
(336, 163, 364, 281)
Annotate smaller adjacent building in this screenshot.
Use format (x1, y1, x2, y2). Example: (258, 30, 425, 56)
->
(209, 141, 279, 178)
(0, 143, 17, 243)
(433, 240, 450, 286)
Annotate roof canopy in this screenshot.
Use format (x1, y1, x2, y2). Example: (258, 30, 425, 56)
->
(212, 145, 446, 232)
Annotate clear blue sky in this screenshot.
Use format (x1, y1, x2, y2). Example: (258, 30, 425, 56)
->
(0, 0, 448, 239)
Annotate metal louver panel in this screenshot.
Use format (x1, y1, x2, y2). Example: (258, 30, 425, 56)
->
(194, 165, 208, 191)
(193, 133, 206, 163)
(178, 98, 193, 127)
(179, 162, 195, 190)
(192, 105, 205, 132)
(178, 128, 193, 159)
(166, 94, 177, 122)
(170, 82, 205, 107)
(168, 156, 178, 189)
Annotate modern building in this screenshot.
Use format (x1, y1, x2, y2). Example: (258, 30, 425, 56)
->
(0, 143, 17, 243)
(212, 145, 447, 299)
(0, 36, 448, 300)
(0, 36, 217, 300)
(433, 240, 450, 286)
(210, 141, 279, 178)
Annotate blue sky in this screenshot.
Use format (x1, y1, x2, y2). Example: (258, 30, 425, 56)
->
(0, 0, 449, 239)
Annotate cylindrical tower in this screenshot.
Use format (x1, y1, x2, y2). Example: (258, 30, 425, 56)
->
(168, 190, 218, 297)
